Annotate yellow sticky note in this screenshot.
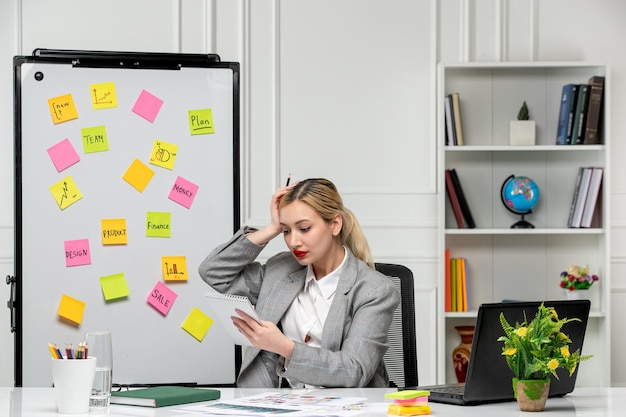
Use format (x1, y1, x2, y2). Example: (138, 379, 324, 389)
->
(101, 218, 128, 245)
(188, 108, 215, 135)
(146, 212, 171, 238)
(162, 256, 187, 281)
(90, 82, 118, 109)
(48, 93, 79, 124)
(58, 294, 86, 324)
(387, 404, 431, 416)
(182, 307, 213, 342)
(122, 159, 155, 192)
(149, 140, 178, 170)
(49, 176, 83, 210)
(100, 273, 130, 301)
(385, 390, 431, 400)
(81, 125, 109, 153)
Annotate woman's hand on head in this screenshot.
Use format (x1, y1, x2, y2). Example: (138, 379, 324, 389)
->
(232, 309, 295, 360)
(246, 184, 295, 246)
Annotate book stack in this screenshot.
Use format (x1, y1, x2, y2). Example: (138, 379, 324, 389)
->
(444, 168, 475, 229)
(556, 76, 605, 145)
(385, 390, 431, 416)
(568, 167, 604, 228)
(444, 249, 470, 312)
(444, 92, 464, 146)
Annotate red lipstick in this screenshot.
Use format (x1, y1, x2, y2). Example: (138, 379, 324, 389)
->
(293, 250, 307, 258)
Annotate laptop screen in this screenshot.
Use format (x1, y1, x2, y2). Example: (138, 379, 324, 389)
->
(463, 300, 591, 403)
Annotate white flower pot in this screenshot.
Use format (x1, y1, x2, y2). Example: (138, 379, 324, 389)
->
(509, 120, 536, 146)
(565, 289, 589, 300)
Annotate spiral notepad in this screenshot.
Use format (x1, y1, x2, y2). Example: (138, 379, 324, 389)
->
(204, 291, 261, 346)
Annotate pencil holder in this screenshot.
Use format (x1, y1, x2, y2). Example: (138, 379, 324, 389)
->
(50, 357, 96, 414)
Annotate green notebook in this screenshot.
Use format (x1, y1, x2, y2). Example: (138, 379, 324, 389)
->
(110, 386, 220, 407)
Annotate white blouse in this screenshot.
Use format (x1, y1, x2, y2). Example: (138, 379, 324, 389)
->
(281, 247, 347, 348)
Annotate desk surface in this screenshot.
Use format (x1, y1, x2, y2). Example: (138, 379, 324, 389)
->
(2, 387, 625, 416)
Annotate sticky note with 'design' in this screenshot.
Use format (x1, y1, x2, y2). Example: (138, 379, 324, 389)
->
(64, 238, 91, 267)
(182, 307, 213, 342)
(58, 294, 86, 324)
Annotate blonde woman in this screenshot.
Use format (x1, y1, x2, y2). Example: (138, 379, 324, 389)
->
(199, 178, 400, 388)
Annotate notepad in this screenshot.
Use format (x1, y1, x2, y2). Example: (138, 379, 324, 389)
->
(204, 291, 261, 347)
(110, 386, 220, 407)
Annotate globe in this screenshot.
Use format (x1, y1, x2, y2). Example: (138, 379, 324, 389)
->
(500, 175, 539, 228)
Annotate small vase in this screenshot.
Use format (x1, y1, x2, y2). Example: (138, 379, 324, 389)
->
(452, 326, 475, 383)
(513, 378, 550, 412)
(566, 289, 589, 300)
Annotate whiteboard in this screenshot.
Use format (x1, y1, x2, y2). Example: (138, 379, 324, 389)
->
(13, 51, 240, 386)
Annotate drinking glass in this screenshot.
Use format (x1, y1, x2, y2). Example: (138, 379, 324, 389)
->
(85, 331, 113, 407)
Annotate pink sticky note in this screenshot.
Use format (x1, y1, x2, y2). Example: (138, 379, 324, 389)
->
(168, 176, 199, 209)
(132, 89, 164, 123)
(47, 138, 80, 172)
(147, 281, 177, 316)
(64, 239, 91, 267)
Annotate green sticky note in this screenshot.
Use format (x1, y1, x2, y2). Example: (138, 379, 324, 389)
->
(384, 390, 430, 400)
(188, 108, 215, 135)
(100, 273, 130, 301)
(146, 212, 171, 238)
(81, 125, 109, 153)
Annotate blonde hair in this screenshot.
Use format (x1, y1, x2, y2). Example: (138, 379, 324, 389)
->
(279, 178, 374, 268)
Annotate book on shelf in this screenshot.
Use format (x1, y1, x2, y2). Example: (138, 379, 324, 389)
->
(446, 256, 469, 312)
(444, 94, 457, 146)
(449, 168, 476, 228)
(580, 167, 603, 228)
(450, 257, 457, 311)
(110, 386, 220, 408)
(572, 84, 590, 145)
(455, 258, 464, 312)
(445, 249, 452, 312)
(568, 167, 593, 228)
(451, 92, 464, 146)
(445, 169, 465, 228)
(204, 291, 261, 347)
(556, 83, 579, 145)
(583, 75, 605, 144)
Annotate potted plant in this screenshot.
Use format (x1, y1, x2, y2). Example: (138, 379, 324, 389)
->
(509, 101, 536, 145)
(560, 264, 599, 300)
(498, 303, 592, 412)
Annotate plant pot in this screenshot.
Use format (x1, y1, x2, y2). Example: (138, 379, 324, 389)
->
(513, 378, 550, 412)
(509, 120, 536, 145)
(452, 326, 475, 383)
(566, 289, 589, 300)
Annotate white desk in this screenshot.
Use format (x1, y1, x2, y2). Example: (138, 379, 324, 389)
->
(2, 387, 625, 416)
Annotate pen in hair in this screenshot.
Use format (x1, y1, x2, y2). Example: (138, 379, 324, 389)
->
(285, 174, 291, 187)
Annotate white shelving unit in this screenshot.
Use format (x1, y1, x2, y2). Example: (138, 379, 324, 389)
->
(436, 62, 610, 387)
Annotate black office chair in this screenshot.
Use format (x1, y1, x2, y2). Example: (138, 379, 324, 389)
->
(375, 263, 419, 388)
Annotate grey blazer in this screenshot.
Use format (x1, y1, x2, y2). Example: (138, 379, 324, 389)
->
(198, 227, 400, 388)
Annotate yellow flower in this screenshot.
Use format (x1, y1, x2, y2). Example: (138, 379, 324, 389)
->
(548, 359, 559, 371)
(551, 309, 559, 320)
(561, 346, 570, 358)
(514, 327, 528, 337)
(503, 348, 517, 356)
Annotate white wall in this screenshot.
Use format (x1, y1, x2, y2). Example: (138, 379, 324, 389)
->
(2, 0, 626, 387)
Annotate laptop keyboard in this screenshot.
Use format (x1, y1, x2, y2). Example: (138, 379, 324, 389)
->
(432, 385, 465, 395)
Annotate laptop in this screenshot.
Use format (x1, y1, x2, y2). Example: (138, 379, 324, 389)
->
(414, 300, 591, 406)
